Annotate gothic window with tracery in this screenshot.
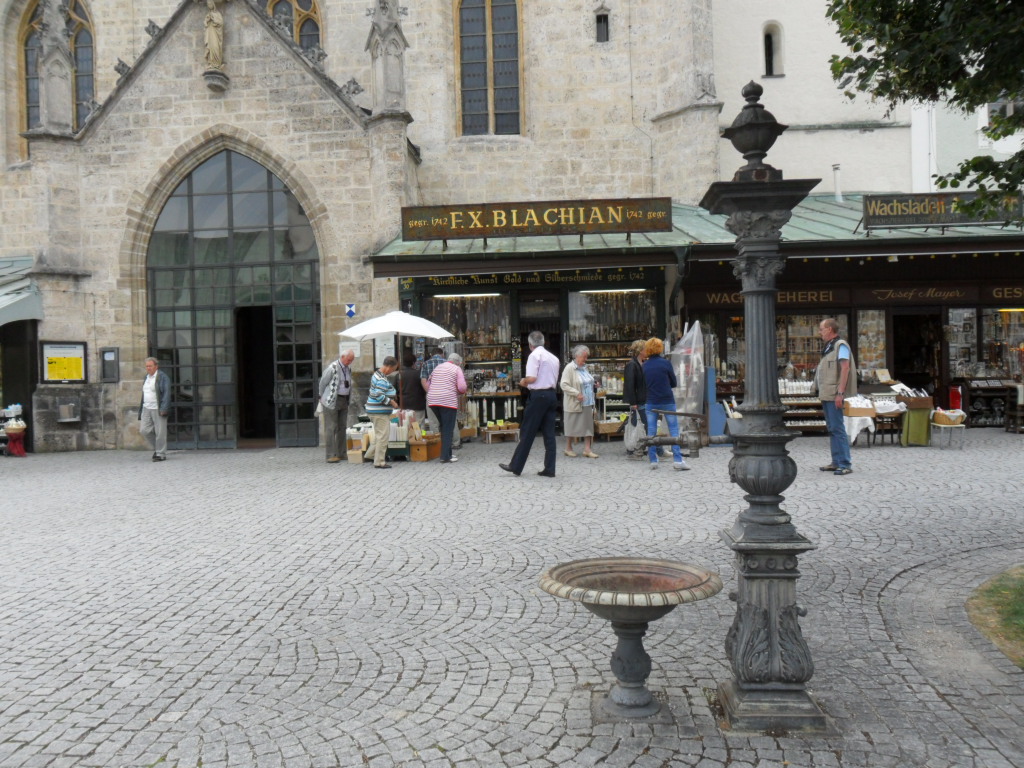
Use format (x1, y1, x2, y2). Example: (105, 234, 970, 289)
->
(268, 0, 323, 51)
(458, 0, 521, 136)
(21, 0, 95, 131)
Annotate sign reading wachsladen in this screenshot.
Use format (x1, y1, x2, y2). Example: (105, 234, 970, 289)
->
(863, 192, 1022, 229)
(401, 197, 673, 241)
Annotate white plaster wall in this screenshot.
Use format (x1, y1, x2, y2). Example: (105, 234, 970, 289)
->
(712, 0, 913, 193)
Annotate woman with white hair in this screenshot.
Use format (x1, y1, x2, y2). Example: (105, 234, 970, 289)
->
(426, 353, 467, 464)
(559, 345, 599, 458)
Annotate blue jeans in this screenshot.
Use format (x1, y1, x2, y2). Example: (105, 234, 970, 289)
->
(646, 401, 683, 463)
(822, 400, 852, 469)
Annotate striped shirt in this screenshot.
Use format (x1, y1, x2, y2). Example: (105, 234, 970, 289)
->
(365, 370, 396, 414)
(426, 362, 467, 409)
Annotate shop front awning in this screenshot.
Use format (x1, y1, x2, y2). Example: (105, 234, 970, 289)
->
(0, 257, 44, 326)
(370, 195, 1024, 276)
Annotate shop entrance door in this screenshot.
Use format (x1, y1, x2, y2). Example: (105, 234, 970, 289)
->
(236, 306, 275, 445)
(519, 291, 563, 362)
(892, 310, 942, 394)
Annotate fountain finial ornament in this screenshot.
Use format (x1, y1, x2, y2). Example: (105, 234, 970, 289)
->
(721, 81, 788, 182)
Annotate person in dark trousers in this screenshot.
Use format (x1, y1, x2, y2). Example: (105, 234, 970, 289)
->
(399, 351, 427, 427)
(318, 349, 355, 463)
(499, 331, 560, 477)
(623, 339, 648, 459)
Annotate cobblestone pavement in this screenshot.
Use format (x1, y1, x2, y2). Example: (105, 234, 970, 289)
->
(2, 429, 1023, 768)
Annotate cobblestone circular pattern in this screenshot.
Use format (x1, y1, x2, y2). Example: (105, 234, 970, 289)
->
(1, 430, 1022, 767)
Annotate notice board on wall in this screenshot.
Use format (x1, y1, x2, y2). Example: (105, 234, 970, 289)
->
(42, 342, 87, 383)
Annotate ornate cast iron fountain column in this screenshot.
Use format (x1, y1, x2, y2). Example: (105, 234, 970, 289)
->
(699, 82, 829, 732)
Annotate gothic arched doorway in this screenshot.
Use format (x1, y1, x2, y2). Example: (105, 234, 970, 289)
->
(147, 149, 321, 448)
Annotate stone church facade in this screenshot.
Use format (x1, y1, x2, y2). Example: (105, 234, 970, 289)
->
(0, 0, 726, 452)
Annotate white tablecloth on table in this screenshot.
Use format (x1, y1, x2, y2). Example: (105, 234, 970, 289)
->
(844, 416, 875, 444)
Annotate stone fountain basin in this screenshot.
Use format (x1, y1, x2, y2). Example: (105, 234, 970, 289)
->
(539, 557, 723, 623)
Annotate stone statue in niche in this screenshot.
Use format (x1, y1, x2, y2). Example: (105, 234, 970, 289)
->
(198, 0, 231, 70)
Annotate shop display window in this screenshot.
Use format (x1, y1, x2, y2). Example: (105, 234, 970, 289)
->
(723, 314, 745, 382)
(947, 308, 978, 378)
(856, 309, 886, 374)
(981, 308, 1024, 378)
(568, 289, 656, 394)
(778, 314, 848, 379)
(568, 289, 656, 360)
(421, 294, 512, 362)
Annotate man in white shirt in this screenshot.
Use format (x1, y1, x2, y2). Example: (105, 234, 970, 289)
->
(138, 357, 171, 462)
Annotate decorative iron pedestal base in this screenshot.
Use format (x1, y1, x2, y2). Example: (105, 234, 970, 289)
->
(718, 681, 832, 734)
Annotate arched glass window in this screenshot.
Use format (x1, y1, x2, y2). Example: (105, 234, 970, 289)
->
(268, 0, 323, 51)
(763, 23, 783, 77)
(21, 0, 95, 131)
(148, 150, 322, 449)
(458, 0, 521, 135)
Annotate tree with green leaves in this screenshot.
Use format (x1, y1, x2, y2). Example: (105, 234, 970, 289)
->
(827, 0, 1024, 218)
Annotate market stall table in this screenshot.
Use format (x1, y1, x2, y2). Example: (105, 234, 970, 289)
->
(481, 426, 519, 444)
(901, 409, 932, 446)
(930, 422, 966, 449)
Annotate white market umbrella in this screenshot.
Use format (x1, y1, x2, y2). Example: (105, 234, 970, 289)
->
(338, 311, 455, 412)
(338, 310, 454, 342)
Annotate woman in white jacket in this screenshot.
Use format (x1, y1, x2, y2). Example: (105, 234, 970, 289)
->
(560, 345, 599, 458)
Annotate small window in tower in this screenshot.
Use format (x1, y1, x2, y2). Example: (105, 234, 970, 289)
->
(596, 13, 609, 43)
(763, 23, 783, 77)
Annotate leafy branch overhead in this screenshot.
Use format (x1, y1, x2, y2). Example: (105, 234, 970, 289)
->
(826, 0, 1024, 218)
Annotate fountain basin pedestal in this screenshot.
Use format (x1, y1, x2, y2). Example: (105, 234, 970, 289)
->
(540, 557, 723, 719)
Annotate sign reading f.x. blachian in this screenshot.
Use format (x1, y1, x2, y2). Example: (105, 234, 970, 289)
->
(401, 197, 673, 241)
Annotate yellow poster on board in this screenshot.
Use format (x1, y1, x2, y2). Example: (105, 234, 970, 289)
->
(42, 343, 86, 381)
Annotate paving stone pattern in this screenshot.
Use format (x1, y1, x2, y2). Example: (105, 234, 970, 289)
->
(2, 431, 1023, 767)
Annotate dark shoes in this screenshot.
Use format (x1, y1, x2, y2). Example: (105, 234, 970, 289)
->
(834, 467, 853, 475)
(499, 463, 521, 476)
(375, 464, 392, 469)
(537, 470, 555, 477)
(152, 454, 166, 462)
(819, 464, 837, 472)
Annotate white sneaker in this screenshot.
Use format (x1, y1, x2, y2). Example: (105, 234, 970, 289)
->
(441, 456, 459, 463)
(649, 462, 658, 470)
(673, 461, 690, 471)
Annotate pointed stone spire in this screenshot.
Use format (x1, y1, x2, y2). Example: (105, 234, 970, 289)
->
(365, 0, 409, 112)
(37, 0, 75, 133)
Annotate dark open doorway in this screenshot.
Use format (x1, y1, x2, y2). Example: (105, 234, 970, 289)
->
(236, 306, 275, 443)
(892, 310, 942, 395)
(518, 291, 563, 363)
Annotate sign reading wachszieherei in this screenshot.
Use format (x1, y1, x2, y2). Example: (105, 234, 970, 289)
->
(863, 192, 1022, 229)
(401, 197, 673, 241)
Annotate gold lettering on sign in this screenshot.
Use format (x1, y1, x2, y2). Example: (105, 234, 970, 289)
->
(993, 287, 1024, 299)
(705, 291, 743, 305)
(401, 198, 671, 240)
(871, 287, 968, 301)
